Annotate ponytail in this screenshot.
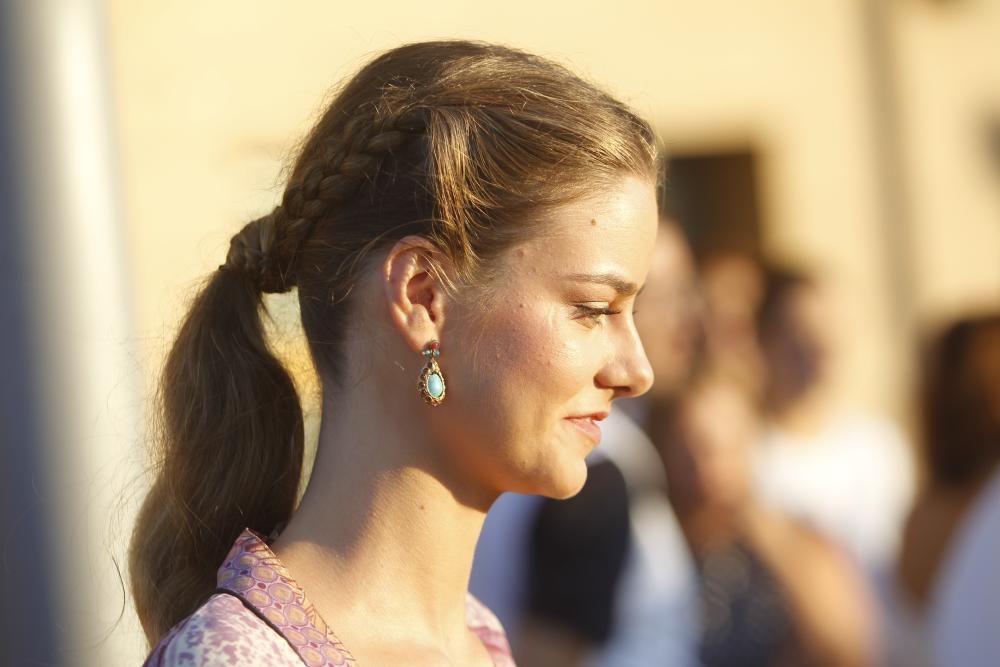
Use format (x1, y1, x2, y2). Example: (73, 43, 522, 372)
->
(129, 218, 304, 646)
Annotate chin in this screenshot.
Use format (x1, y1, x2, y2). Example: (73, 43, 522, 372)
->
(536, 457, 590, 500)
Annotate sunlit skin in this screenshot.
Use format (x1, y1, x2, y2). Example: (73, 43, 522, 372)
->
(271, 175, 658, 666)
(434, 177, 659, 502)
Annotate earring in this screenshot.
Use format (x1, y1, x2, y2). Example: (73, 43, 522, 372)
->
(418, 340, 446, 406)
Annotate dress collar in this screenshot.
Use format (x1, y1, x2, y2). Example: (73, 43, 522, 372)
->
(216, 528, 513, 666)
(216, 529, 356, 666)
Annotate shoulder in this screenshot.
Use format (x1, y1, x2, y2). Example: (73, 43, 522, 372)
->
(144, 593, 302, 667)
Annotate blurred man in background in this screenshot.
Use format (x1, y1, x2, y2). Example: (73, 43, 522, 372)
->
(750, 267, 915, 663)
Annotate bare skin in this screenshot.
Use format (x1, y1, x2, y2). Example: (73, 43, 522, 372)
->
(271, 176, 659, 666)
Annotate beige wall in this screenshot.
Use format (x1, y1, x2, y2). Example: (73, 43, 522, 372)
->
(896, 0, 1000, 324)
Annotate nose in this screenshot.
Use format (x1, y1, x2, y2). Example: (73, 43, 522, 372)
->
(597, 324, 655, 399)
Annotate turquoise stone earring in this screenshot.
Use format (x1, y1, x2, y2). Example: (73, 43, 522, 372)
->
(418, 340, 446, 406)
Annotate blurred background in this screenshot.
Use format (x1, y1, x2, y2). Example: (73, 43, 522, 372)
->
(1, 0, 998, 665)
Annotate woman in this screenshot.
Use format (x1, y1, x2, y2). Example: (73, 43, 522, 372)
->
(131, 41, 659, 666)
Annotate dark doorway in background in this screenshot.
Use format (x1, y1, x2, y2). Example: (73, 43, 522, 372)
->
(662, 150, 763, 263)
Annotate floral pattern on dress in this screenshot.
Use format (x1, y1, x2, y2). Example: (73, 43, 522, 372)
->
(144, 528, 515, 666)
(216, 531, 355, 666)
(145, 593, 304, 666)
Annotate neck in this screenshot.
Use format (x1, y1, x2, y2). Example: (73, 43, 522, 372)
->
(271, 385, 491, 650)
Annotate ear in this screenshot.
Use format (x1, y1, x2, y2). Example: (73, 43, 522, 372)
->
(382, 235, 451, 354)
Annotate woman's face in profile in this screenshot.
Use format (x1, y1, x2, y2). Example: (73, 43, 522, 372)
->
(432, 176, 659, 500)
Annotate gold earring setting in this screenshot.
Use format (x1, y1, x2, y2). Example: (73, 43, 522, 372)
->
(418, 340, 446, 406)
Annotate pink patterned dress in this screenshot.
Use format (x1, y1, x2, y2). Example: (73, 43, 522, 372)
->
(143, 529, 515, 666)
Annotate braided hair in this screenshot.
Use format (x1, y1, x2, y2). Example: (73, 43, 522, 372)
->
(129, 40, 658, 645)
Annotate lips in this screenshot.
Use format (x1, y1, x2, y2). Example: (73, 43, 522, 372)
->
(565, 411, 609, 445)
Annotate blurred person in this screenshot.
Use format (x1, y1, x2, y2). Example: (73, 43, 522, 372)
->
(891, 314, 1000, 666)
(656, 367, 879, 667)
(699, 249, 767, 394)
(473, 220, 703, 667)
(633, 222, 703, 402)
(130, 40, 663, 666)
(752, 267, 915, 578)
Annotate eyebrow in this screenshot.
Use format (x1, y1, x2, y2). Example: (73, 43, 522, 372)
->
(565, 272, 642, 297)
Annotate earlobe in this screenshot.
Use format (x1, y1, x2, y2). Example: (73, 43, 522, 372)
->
(383, 236, 448, 353)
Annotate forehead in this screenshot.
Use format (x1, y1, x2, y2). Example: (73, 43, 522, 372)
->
(509, 176, 658, 288)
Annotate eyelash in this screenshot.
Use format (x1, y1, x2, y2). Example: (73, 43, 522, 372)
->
(574, 305, 627, 324)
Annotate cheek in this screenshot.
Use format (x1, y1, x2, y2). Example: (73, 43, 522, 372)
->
(459, 303, 592, 453)
(485, 306, 587, 403)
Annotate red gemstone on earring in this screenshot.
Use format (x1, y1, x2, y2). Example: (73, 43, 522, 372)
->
(428, 340, 440, 350)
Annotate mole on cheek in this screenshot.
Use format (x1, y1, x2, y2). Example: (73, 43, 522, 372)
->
(590, 218, 598, 226)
